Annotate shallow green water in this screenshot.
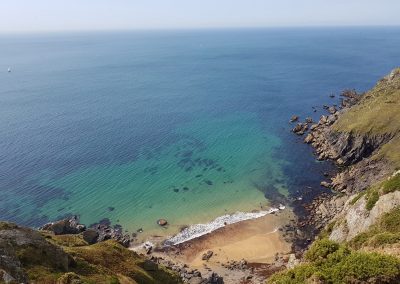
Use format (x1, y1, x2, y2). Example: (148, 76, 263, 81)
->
(38, 113, 286, 238)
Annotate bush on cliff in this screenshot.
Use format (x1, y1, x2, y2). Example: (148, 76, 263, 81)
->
(268, 239, 400, 284)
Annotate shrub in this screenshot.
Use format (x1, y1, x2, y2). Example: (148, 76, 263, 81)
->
(369, 232, 400, 247)
(379, 206, 400, 233)
(268, 264, 317, 284)
(366, 190, 379, 210)
(305, 239, 340, 262)
(268, 241, 400, 284)
(332, 252, 400, 283)
(382, 174, 400, 194)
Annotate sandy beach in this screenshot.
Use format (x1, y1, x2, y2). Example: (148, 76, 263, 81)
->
(175, 209, 293, 266)
(134, 208, 294, 283)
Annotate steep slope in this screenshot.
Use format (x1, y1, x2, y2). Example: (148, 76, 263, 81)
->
(309, 68, 400, 194)
(268, 69, 400, 283)
(0, 222, 182, 284)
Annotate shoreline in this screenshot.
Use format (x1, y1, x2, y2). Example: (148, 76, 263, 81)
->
(134, 207, 295, 283)
(131, 205, 287, 251)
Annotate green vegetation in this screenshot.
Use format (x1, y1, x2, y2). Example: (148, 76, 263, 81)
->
(354, 174, 400, 211)
(0, 222, 182, 284)
(366, 190, 380, 210)
(269, 69, 400, 284)
(383, 173, 400, 194)
(334, 68, 400, 135)
(334, 68, 400, 168)
(268, 239, 400, 284)
(349, 191, 365, 205)
(350, 206, 400, 250)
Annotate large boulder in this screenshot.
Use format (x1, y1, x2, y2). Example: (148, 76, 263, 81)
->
(40, 216, 85, 235)
(82, 229, 99, 245)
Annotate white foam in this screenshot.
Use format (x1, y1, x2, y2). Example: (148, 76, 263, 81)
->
(165, 207, 282, 245)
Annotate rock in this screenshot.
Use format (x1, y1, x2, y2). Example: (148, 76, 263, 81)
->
(292, 123, 303, 133)
(82, 229, 99, 245)
(157, 219, 168, 226)
(89, 221, 130, 247)
(207, 272, 223, 284)
(188, 277, 204, 284)
(290, 115, 299, 122)
(0, 222, 73, 282)
(0, 269, 18, 284)
(319, 115, 328, 124)
(305, 117, 313, 123)
(40, 216, 85, 235)
(328, 106, 337, 114)
(292, 123, 308, 135)
(120, 235, 131, 248)
(202, 250, 213, 261)
(304, 133, 314, 144)
(320, 181, 331, 188)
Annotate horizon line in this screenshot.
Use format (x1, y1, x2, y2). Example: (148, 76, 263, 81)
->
(1, 24, 400, 35)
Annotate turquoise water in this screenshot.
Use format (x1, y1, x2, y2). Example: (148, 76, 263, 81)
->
(1, 28, 400, 238)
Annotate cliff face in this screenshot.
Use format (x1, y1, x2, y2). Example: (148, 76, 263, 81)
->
(309, 68, 400, 194)
(0, 222, 182, 284)
(269, 69, 400, 283)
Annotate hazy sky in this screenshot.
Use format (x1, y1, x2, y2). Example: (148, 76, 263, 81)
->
(1, 0, 400, 32)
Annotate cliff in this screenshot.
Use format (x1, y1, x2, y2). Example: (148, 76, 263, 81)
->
(269, 69, 400, 283)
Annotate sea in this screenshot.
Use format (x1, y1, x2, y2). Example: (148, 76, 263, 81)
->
(1, 27, 400, 240)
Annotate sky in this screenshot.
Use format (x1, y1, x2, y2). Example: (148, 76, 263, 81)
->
(1, 0, 400, 33)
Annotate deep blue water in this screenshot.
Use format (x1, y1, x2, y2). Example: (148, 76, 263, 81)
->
(1, 27, 399, 236)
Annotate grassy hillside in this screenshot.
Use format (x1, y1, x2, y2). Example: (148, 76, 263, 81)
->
(334, 68, 400, 167)
(269, 69, 400, 283)
(0, 222, 182, 284)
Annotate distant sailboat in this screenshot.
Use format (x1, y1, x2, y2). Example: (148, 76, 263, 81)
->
(7, 67, 11, 73)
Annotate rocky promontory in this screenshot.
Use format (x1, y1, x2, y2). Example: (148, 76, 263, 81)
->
(272, 68, 400, 283)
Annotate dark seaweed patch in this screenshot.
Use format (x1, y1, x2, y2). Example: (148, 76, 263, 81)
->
(205, 180, 213, 186)
(108, 207, 115, 212)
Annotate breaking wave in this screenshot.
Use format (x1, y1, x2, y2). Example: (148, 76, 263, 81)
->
(166, 206, 284, 245)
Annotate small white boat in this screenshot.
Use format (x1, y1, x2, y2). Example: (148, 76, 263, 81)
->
(7, 67, 11, 73)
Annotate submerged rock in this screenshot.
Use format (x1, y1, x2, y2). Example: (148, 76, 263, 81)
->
(292, 123, 308, 135)
(157, 219, 168, 226)
(290, 115, 299, 122)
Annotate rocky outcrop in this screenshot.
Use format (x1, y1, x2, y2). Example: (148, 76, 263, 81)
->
(0, 222, 73, 283)
(40, 216, 132, 247)
(0, 222, 183, 283)
(329, 190, 400, 242)
(149, 256, 224, 283)
(39, 215, 85, 235)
